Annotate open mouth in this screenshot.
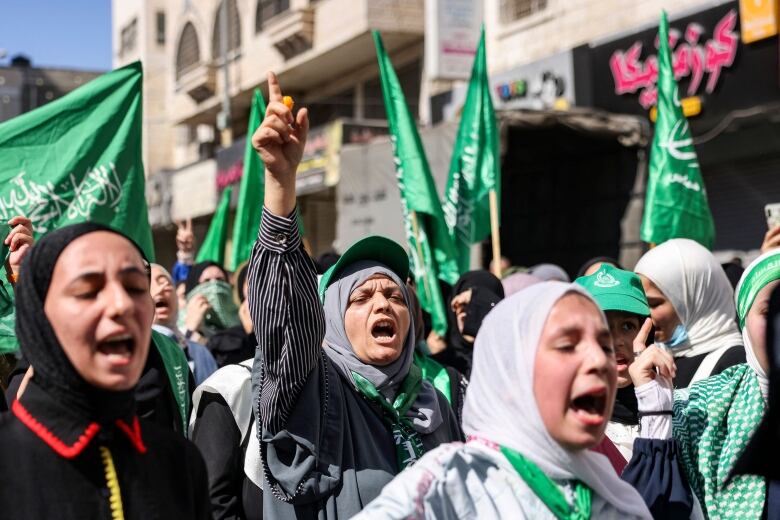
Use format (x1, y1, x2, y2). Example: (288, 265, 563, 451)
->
(371, 319, 397, 344)
(96, 333, 135, 366)
(615, 356, 629, 370)
(570, 387, 608, 426)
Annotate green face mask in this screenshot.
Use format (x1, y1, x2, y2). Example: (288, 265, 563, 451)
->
(186, 280, 241, 338)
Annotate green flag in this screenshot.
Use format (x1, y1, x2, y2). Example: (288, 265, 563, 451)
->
(0, 61, 154, 354)
(196, 185, 233, 266)
(442, 26, 500, 274)
(230, 89, 266, 271)
(640, 11, 715, 249)
(373, 31, 459, 336)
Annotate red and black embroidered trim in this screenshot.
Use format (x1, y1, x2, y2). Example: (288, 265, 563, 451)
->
(12, 400, 147, 457)
(12, 399, 100, 459)
(115, 416, 147, 454)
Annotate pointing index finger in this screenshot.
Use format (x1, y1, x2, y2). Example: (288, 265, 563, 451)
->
(267, 71, 283, 103)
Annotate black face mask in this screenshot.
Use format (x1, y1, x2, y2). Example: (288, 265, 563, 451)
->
(15, 222, 148, 424)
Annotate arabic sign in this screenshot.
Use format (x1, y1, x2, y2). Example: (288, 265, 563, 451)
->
(575, 1, 780, 133)
(491, 51, 575, 110)
(609, 8, 739, 110)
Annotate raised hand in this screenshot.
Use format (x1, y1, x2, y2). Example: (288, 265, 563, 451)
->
(4, 216, 34, 281)
(251, 71, 309, 216)
(185, 294, 212, 333)
(761, 225, 780, 253)
(176, 218, 195, 254)
(632, 317, 654, 356)
(629, 344, 676, 387)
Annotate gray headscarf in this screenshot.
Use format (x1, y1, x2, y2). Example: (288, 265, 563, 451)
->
(323, 260, 442, 434)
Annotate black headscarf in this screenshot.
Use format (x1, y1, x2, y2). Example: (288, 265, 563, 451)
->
(16, 223, 148, 424)
(435, 270, 505, 376)
(576, 256, 622, 278)
(184, 261, 229, 295)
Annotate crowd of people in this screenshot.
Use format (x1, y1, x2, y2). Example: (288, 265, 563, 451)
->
(0, 71, 779, 519)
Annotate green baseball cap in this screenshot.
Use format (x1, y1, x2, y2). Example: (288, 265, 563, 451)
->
(575, 263, 650, 317)
(318, 235, 409, 302)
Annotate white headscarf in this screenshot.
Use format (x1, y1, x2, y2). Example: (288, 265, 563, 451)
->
(462, 281, 652, 520)
(734, 250, 780, 400)
(634, 238, 742, 358)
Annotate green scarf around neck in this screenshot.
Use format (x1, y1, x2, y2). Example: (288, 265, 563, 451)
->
(151, 330, 191, 433)
(500, 445, 591, 520)
(351, 364, 425, 470)
(413, 350, 451, 403)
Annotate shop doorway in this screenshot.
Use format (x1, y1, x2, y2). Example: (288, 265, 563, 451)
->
(495, 116, 644, 277)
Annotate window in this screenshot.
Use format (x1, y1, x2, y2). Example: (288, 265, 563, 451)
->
(499, 0, 547, 23)
(255, 0, 290, 33)
(156, 12, 166, 45)
(212, 0, 242, 61)
(120, 18, 138, 56)
(176, 22, 201, 80)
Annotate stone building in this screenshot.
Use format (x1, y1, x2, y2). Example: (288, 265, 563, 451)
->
(113, 0, 428, 266)
(0, 55, 102, 123)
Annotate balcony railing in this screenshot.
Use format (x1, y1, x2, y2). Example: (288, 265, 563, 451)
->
(178, 64, 217, 102)
(266, 7, 315, 60)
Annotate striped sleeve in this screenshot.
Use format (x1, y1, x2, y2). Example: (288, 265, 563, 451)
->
(247, 207, 325, 434)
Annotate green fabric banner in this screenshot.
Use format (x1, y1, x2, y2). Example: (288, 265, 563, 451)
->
(196, 185, 233, 266)
(442, 26, 500, 274)
(230, 89, 266, 271)
(0, 61, 154, 354)
(640, 11, 715, 249)
(373, 31, 459, 336)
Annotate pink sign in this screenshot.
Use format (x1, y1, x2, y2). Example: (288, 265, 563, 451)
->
(609, 9, 739, 109)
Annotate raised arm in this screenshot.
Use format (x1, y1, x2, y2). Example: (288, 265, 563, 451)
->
(247, 72, 323, 435)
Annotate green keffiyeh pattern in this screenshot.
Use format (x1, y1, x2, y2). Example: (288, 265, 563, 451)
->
(186, 280, 240, 338)
(673, 364, 765, 519)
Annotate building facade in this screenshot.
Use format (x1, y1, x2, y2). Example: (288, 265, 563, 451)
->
(114, 0, 780, 274)
(112, 0, 430, 266)
(477, 0, 780, 272)
(0, 55, 102, 124)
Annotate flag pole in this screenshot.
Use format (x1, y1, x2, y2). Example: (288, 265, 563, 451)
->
(410, 210, 432, 302)
(489, 189, 502, 278)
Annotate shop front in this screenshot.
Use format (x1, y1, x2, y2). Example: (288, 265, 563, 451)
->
(574, 0, 780, 253)
(486, 51, 648, 275)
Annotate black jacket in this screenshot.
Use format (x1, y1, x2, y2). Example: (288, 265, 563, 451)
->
(0, 381, 211, 519)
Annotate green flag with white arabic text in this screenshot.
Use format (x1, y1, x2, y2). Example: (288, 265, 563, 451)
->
(0, 61, 154, 353)
(640, 11, 715, 249)
(443, 26, 500, 274)
(373, 31, 459, 336)
(196, 185, 233, 266)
